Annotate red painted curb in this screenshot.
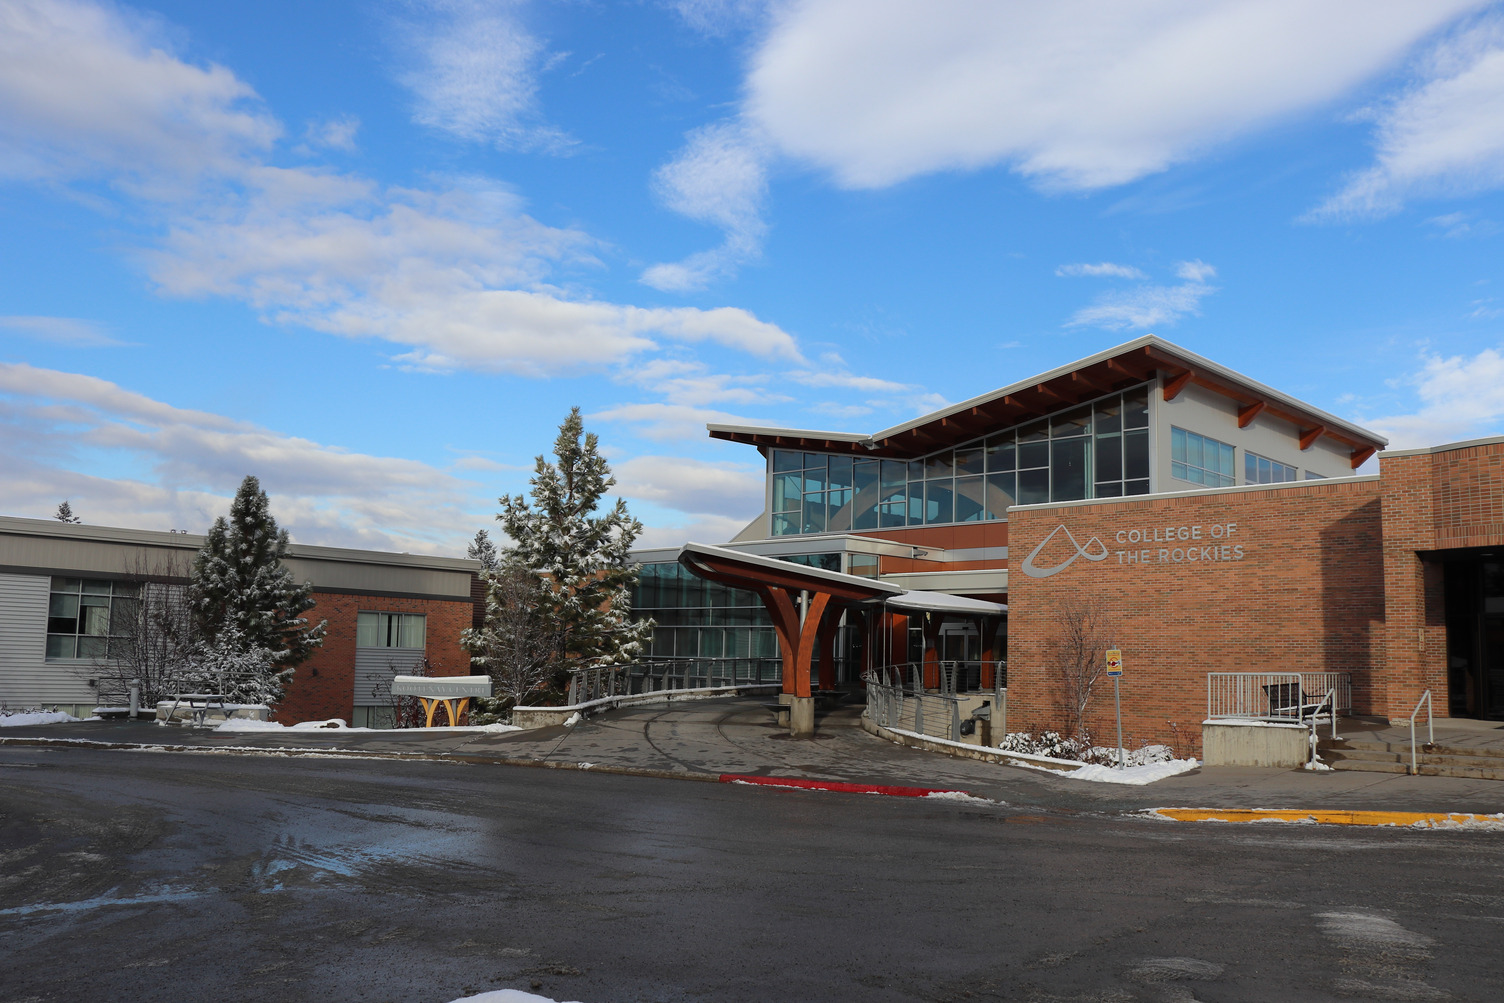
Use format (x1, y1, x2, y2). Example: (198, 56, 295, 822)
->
(718, 774, 969, 798)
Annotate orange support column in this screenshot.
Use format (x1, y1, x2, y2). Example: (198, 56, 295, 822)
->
(922, 613, 941, 691)
(980, 616, 996, 690)
(816, 610, 837, 692)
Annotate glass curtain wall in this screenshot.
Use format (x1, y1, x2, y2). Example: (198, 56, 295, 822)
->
(770, 384, 1151, 537)
(632, 562, 778, 663)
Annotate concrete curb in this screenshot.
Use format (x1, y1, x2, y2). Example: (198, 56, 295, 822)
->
(1148, 807, 1504, 828)
(720, 774, 970, 797)
(0, 735, 723, 783)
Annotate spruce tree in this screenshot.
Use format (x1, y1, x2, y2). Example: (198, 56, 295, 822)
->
(54, 500, 80, 524)
(190, 477, 326, 696)
(467, 529, 499, 575)
(466, 409, 652, 694)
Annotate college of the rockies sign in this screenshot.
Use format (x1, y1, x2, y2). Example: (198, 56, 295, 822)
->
(1020, 522, 1246, 579)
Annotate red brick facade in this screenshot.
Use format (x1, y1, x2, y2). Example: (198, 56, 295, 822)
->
(275, 591, 476, 724)
(1379, 440, 1504, 723)
(1007, 478, 1385, 757)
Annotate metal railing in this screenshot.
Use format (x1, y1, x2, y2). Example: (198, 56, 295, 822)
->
(567, 656, 783, 705)
(864, 661, 1006, 744)
(1206, 672, 1351, 723)
(1409, 689, 1433, 775)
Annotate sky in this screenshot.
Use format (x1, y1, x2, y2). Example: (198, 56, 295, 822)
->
(3, 0, 1504, 556)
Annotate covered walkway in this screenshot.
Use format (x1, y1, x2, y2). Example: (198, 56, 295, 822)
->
(677, 543, 1006, 735)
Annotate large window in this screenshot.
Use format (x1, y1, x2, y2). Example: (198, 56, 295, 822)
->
(769, 384, 1152, 536)
(46, 577, 139, 660)
(1171, 427, 1236, 487)
(1245, 451, 1297, 484)
(356, 612, 426, 649)
(631, 562, 777, 663)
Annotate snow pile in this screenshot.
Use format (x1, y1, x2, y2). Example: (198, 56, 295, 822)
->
(923, 791, 1000, 805)
(1063, 758, 1200, 785)
(563, 712, 581, 727)
(446, 990, 583, 1003)
(0, 710, 79, 728)
(1410, 813, 1504, 831)
(217, 718, 347, 732)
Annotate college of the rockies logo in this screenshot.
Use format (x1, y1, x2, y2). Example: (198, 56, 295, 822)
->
(1020, 524, 1108, 579)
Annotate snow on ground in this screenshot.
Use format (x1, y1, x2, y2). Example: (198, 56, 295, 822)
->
(446, 991, 583, 1003)
(0, 710, 79, 727)
(214, 719, 523, 735)
(1063, 759, 1200, 785)
(563, 713, 581, 727)
(923, 791, 1001, 805)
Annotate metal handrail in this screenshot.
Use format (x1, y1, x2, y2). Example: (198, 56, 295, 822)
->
(1409, 689, 1433, 775)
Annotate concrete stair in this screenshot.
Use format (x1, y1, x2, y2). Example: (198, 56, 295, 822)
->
(1319, 736, 1504, 780)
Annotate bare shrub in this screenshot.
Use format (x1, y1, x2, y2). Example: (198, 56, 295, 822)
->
(1046, 595, 1115, 740)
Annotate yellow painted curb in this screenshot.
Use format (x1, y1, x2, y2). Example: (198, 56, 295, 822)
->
(1149, 808, 1504, 828)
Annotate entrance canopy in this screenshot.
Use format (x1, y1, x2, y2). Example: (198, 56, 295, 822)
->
(676, 543, 1004, 715)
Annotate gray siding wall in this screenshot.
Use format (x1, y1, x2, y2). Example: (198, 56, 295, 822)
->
(353, 647, 425, 707)
(0, 573, 94, 708)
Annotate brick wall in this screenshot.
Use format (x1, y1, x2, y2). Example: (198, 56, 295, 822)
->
(1379, 440, 1504, 721)
(276, 591, 475, 724)
(1007, 478, 1384, 757)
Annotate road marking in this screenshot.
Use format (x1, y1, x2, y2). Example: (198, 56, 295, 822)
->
(720, 774, 973, 798)
(1148, 807, 1504, 828)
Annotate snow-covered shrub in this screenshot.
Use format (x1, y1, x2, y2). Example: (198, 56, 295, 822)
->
(999, 731, 1174, 766)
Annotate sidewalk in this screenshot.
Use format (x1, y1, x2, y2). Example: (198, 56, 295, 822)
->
(5, 698, 1504, 816)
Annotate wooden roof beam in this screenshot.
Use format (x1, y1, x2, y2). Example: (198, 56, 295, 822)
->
(1350, 445, 1376, 469)
(1237, 400, 1267, 428)
(1162, 369, 1194, 401)
(1299, 425, 1326, 451)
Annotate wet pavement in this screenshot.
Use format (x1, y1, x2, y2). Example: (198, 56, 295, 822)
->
(6, 696, 1504, 815)
(3, 734, 1504, 1002)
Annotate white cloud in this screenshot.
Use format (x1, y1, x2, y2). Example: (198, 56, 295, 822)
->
(786, 368, 915, 394)
(0, 362, 483, 552)
(393, 0, 572, 152)
(1366, 347, 1504, 447)
(303, 115, 359, 152)
(0, 315, 119, 346)
(588, 402, 755, 441)
(1313, 14, 1504, 219)
(1055, 262, 1148, 279)
(664, 0, 768, 37)
(614, 455, 765, 518)
(1175, 259, 1217, 282)
(642, 120, 770, 290)
(619, 358, 779, 407)
(1066, 260, 1217, 330)
(743, 0, 1483, 191)
(0, 0, 279, 191)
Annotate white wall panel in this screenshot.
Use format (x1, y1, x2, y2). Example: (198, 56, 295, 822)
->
(0, 573, 95, 707)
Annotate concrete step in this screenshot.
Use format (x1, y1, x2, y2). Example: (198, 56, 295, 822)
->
(1321, 742, 1504, 780)
(1323, 737, 1504, 761)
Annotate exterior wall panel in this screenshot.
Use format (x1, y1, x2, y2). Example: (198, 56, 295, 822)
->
(1007, 478, 1385, 757)
(0, 573, 95, 708)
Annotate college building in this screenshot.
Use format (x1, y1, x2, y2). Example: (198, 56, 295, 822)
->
(0, 516, 482, 724)
(636, 334, 1504, 753)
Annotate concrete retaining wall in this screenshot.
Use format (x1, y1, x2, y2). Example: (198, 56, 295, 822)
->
(1201, 720, 1309, 767)
(511, 684, 780, 730)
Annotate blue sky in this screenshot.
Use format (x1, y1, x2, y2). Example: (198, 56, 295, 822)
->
(3, 0, 1504, 555)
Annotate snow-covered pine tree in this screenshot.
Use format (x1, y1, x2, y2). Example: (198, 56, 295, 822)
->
(473, 408, 652, 692)
(189, 476, 326, 703)
(54, 500, 80, 524)
(467, 529, 499, 575)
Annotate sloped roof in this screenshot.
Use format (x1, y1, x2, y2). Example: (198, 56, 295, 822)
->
(708, 334, 1387, 468)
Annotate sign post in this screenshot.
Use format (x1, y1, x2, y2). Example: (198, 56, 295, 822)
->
(1105, 648, 1124, 769)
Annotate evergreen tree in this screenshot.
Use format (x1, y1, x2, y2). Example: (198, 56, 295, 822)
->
(464, 409, 652, 696)
(190, 476, 326, 701)
(467, 529, 499, 575)
(54, 500, 80, 524)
